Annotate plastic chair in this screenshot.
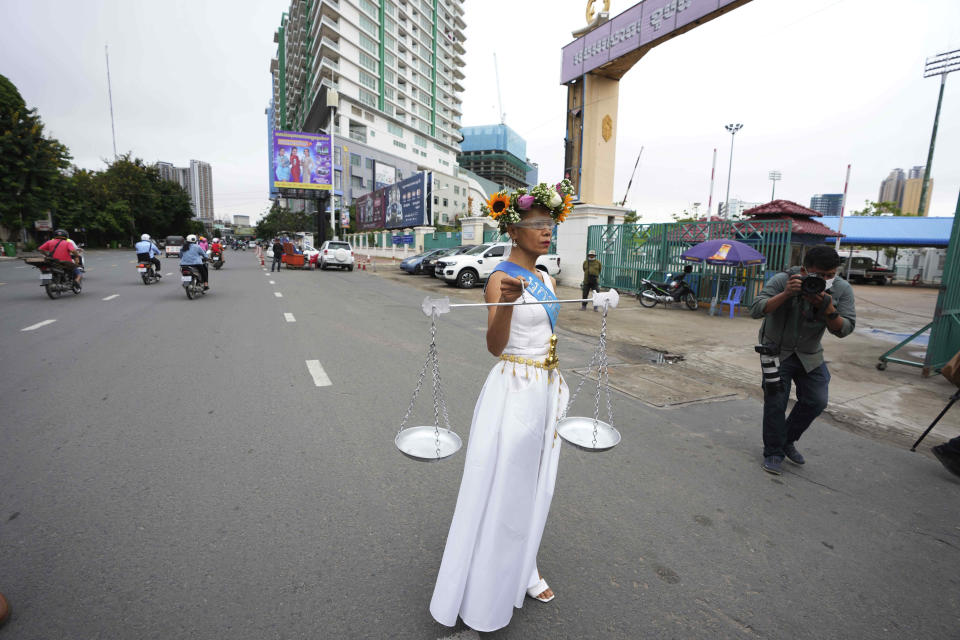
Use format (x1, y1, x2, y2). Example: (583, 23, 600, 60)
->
(720, 285, 746, 319)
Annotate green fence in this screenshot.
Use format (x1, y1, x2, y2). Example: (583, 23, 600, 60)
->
(586, 220, 793, 307)
(423, 232, 462, 250)
(879, 191, 960, 375)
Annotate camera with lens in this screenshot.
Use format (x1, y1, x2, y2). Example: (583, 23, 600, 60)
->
(800, 273, 826, 296)
(755, 343, 783, 394)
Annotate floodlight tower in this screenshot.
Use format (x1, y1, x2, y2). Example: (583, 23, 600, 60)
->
(917, 48, 959, 218)
(723, 123, 743, 219)
(768, 170, 781, 200)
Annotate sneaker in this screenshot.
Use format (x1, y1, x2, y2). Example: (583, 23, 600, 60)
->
(932, 445, 960, 479)
(784, 443, 806, 465)
(761, 456, 783, 475)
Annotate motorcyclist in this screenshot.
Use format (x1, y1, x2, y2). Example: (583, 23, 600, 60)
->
(210, 237, 224, 264)
(135, 233, 163, 278)
(37, 228, 83, 287)
(180, 234, 209, 290)
(198, 236, 208, 252)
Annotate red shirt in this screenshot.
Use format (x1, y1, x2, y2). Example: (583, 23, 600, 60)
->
(211, 243, 222, 253)
(38, 238, 77, 262)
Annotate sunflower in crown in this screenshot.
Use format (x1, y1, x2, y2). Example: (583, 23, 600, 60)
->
(482, 179, 576, 233)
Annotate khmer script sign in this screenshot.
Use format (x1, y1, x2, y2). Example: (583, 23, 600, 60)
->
(561, 0, 744, 84)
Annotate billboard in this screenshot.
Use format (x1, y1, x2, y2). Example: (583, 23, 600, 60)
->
(560, 0, 744, 84)
(272, 129, 332, 190)
(374, 161, 397, 190)
(358, 172, 430, 231)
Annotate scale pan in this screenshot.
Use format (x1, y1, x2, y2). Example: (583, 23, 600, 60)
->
(557, 417, 621, 452)
(396, 426, 462, 461)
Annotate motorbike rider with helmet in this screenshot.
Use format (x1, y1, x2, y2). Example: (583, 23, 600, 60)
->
(38, 228, 83, 287)
(180, 234, 209, 290)
(134, 233, 163, 278)
(210, 237, 224, 265)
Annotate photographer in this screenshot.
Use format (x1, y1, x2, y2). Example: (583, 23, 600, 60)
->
(750, 246, 856, 475)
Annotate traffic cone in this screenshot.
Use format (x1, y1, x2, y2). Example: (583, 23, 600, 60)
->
(260, 255, 265, 266)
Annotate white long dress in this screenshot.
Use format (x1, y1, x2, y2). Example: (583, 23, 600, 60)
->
(430, 274, 569, 632)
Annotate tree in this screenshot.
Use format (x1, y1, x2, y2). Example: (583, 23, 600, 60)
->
(851, 200, 908, 216)
(623, 210, 639, 225)
(255, 201, 314, 240)
(0, 74, 71, 238)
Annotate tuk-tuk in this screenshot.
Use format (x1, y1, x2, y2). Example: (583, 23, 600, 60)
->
(165, 235, 185, 258)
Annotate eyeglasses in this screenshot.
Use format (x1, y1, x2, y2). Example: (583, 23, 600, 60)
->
(512, 220, 555, 230)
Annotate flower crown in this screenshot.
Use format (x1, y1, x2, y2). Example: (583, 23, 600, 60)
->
(482, 179, 576, 233)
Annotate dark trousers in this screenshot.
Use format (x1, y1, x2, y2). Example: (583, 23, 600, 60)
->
(271, 255, 282, 271)
(581, 277, 600, 308)
(137, 253, 161, 272)
(762, 354, 830, 458)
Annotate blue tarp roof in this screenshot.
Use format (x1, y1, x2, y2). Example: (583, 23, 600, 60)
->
(819, 215, 956, 247)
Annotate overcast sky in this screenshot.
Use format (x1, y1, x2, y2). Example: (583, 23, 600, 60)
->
(3, 0, 959, 224)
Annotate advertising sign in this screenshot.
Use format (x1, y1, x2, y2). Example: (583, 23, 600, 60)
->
(560, 0, 742, 84)
(357, 171, 430, 231)
(272, 129, 332, 190)
(374, 161, 397, 190)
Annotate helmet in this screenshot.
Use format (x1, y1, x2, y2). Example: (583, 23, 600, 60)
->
(213, 237, 220, 243)
(186, 234, 198, 243)
(141, 233, 151, 241)
(53, 228, 68, 238)
(199, 236, 206, 241)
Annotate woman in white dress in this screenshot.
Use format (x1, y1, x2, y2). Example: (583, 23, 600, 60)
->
(431, 181, 575, 632)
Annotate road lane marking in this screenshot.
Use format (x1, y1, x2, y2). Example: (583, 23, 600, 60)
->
(15, 266, 25, 269)
(274, 292, 283, 298)
(166, 272, 173, 276)
(102, 294, 119, 301)
(305, 360, 332, 387)
(284, 312, 296, 322)
(110, 264, 117, 267)
(269, 280, 275, 284)
(21, 319, 57, 332)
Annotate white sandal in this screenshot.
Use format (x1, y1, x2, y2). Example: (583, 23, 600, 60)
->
(526, 578, 555, 603)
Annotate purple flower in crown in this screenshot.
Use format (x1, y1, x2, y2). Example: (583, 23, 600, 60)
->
(517, 194, 536, 210)
(555, 182, 565, 195)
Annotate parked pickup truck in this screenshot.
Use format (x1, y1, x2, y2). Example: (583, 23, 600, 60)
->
(436, 242, 561, 289)
(842, 256, 894, 285)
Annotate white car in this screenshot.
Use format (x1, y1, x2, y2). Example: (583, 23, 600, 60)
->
(318, 240, 355, 271)
(436, 242, 561, 289)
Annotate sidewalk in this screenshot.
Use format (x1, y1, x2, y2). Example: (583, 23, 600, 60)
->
(368, 259, 960, 451)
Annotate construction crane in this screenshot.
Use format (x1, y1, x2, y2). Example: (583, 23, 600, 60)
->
(493, 52, 506, 125)
(619, 146, 644, 206)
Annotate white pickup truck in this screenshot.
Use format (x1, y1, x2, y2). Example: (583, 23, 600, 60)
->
(435, 242, 561, 289)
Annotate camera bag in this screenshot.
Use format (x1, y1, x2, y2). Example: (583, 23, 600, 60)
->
(942, 349, 960, 389)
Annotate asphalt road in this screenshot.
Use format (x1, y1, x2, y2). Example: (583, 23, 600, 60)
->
(0, 250, 957, 639)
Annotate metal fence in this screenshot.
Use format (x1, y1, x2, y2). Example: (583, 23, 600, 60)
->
(423, 232, 462, 250)
(586, 220, 793, 307)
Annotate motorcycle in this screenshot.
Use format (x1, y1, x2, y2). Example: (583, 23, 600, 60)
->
(137, 261, 160, 285)
(25, 257, 81, 299)
(210, 251, 224, 270)
(181, 265, 206, 299)
(637, 265, 698, 310)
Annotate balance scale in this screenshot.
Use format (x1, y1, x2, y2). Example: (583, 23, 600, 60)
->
(395, 286, 622, 461)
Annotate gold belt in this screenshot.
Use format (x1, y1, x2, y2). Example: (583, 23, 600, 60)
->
(499, 335, 560, 371)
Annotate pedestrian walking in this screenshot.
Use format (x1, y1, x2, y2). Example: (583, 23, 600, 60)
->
(581, 249, 602, 310)
(750, 246, 856, 475)
(431, 180, 575, 632)
(271, 239, 284, 272)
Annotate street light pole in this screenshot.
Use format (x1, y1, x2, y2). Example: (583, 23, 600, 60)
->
(918, 48, 958, 217)
(768, 170, 781, 201)
(723, 123, 743, 219)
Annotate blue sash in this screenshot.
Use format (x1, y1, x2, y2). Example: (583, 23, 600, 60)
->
(491, 261, 559, 331)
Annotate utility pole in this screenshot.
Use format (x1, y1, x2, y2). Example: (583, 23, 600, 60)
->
(723, 124, 743, 219)
(105, 44, 118, 159)
(707, 148, 716, 217)
(918, 48, 958, 218)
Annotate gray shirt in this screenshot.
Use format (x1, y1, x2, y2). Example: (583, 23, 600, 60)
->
(750, 270, 856, 372)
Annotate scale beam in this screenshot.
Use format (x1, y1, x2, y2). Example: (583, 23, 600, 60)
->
(422, 290, 620, 316)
